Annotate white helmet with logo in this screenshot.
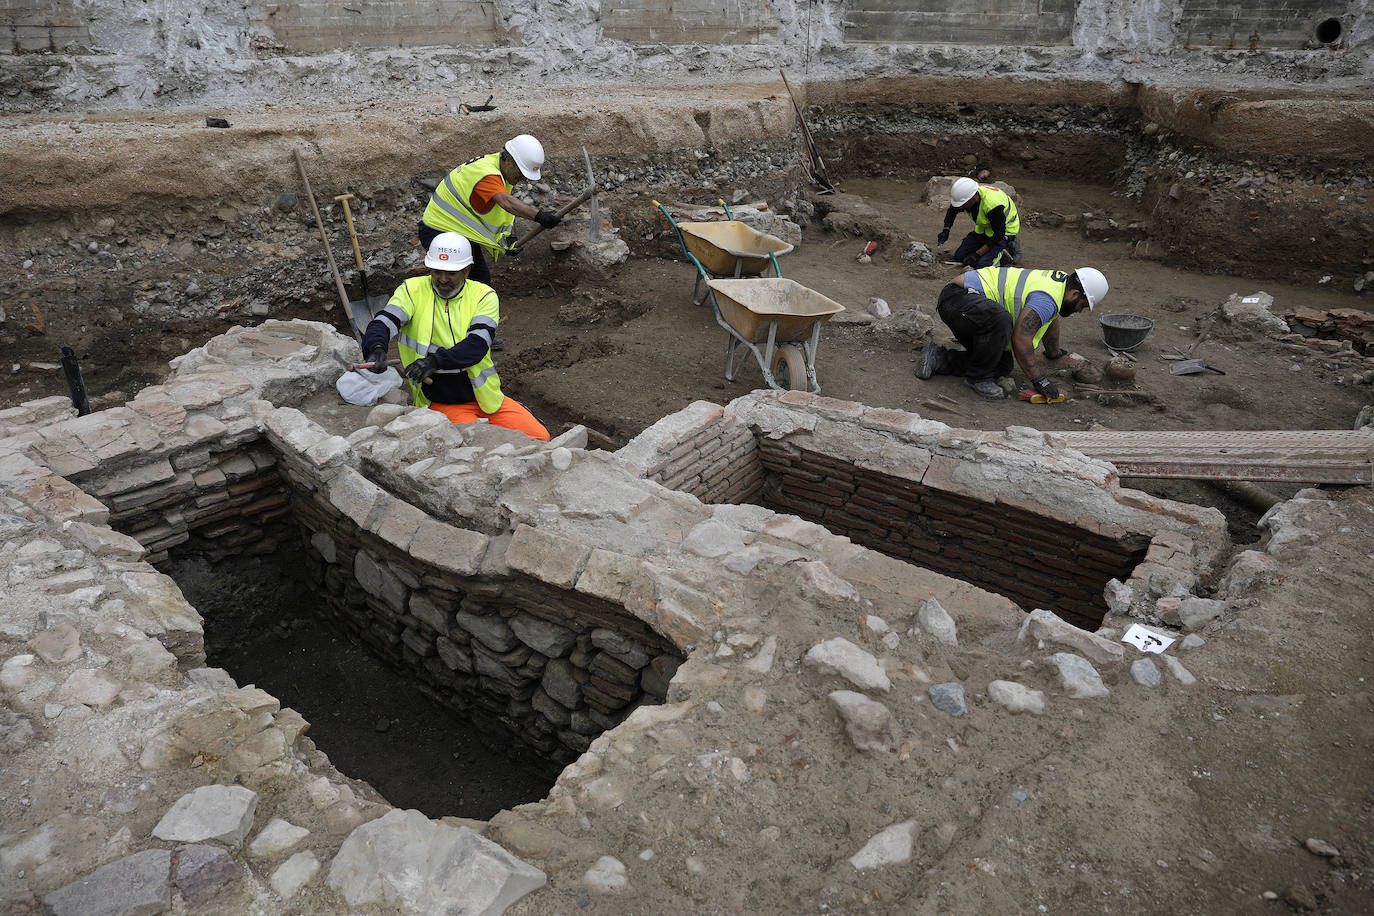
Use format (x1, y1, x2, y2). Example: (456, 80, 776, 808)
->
(1073, 267, 1108, 310)
(504, 134, 545, 181)
(425, 232, 473, 269)
(950, 177, 980, 207)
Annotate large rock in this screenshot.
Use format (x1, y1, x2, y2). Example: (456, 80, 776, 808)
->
(328, 809, 546, 915)
(510, 614, 577, 658)
(42, 848, 172, 916)
(1218, 291, 1289, 338)
(987, 679, 1046, 714)
(1017, 609, 1123, 664)
(803, 638, 891, 693)
(829, 690, 900, 752)
(152, 784, 258, 848)
(915, 598, 958, 647)
(849, 820, 917, 870)
(1045, 653, 1110, 699)
(174, 844, 242, 902)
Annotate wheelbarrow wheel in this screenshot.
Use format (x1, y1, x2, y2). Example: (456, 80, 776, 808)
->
(770, 344, 809, 391)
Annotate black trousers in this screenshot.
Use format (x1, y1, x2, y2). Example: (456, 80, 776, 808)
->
(417, 221, 492, 285)
(935, 282, 1014, 381)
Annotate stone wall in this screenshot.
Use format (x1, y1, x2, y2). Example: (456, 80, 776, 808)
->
(618, 390, 1229, 629)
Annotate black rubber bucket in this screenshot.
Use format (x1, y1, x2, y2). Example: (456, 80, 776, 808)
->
(1100, 314, 1154, 352)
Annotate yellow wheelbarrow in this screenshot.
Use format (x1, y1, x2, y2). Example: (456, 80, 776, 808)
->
(654, 200, 794, 305)
(705, 278, 844, 393)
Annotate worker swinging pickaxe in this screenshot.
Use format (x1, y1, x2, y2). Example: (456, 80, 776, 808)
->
(506, 146, 599, 253)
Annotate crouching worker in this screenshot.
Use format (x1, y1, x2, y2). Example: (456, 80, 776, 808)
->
(362, 233, 549, 440)
(916, 265, 1107, 401)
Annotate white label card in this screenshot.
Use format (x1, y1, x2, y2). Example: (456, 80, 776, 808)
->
(1122, 623, 1175, 654)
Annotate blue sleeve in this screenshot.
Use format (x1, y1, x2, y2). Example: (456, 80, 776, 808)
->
(963, 271, 983, 294)
(1026, 291, 1058, 325)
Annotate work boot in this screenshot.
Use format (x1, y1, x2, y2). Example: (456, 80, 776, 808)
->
(916, 342, 948, 380)
(965, 377, 1006, 400)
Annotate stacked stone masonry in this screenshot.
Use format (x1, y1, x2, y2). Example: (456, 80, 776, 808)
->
(0, 320, 1246, 913)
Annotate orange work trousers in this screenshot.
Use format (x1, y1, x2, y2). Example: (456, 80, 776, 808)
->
(427, 398, 550, 441)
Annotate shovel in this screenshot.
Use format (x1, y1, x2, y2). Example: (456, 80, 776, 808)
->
(1169, 358, 1226, 376)
(333, 192, 390, 339)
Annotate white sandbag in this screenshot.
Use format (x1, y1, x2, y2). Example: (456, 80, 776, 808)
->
(336, 366, 402, 406)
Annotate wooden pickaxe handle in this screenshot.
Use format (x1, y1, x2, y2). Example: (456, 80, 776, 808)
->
(508, 184, 598, 250)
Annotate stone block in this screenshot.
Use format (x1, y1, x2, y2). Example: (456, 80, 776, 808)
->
(327, 468, 387, 526)
(506, 524, 590, 589)
(174, 843, 243, 901)
(28, 623, 81, 664)
(63, 521, 148, 560)
(829, 690, 900, 752)
(409, 517, 489, 577)
(987, 679, 1046, 714)
(541, 658, 583, 708)
(1045, 653, 1109, 699)
(455, 611, 519, 653)
(153, 784, 258, 848)
(54, 668, 122, 707)
(354, 550, 408, 610)
(589, 627, 651, 669)
(849, 821, 916, 871)
(327, 809, 545, 912)
(42, 848, 172, 916)
(803, 638, 891, 692)
(575, 549, 639, 605)
(374, 499, 426, 550)
(410, 593, 453, 633)
(509, 613, 577, 657)
(248, 817, 311, 857)
(271, 850, 320, 899)
(1017, 609, 1124, 665)
(436, 637, 474, 673)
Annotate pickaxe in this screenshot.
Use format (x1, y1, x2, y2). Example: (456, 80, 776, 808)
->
(508, 146, 599, 251)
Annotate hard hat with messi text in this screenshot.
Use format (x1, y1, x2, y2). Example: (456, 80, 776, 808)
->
(425, 232, 473, 270)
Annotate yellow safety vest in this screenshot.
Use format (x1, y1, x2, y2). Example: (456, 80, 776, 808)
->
(973, 186, 1020, 237)
(974, 266, 1067, 349)
(389, 276, 505, 413)
(421, 152, 516, 255)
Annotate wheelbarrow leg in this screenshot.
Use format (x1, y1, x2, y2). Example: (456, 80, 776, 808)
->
(758, 320, 782, 390)
(803, 320, 824, 393)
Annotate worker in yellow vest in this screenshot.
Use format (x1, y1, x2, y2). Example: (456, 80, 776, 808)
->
(420, 135, 559, 349)
(936, 177, 1023, 268)
(420, 134, 559, 283)
(362, 233, 549, 440)
(916, 265, 1108, 401)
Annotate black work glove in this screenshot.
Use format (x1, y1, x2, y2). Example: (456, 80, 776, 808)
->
(961, 253, 980, 267)
(403, 354, 439, 385)
(936, 228, 950, 246)
(366, 346, 388, 373)
(502, 243, 522, 258)
(1032, 377, 1061, 400)
(1044, 347, 1067, 361)
(534, 209, 561, 229)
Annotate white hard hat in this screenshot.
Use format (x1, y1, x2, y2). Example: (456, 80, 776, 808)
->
(504, 134, 544, 181)
(425, 232, 473, 270)
(950, 177, 980, 207)
(1073, 267, 1108, 311)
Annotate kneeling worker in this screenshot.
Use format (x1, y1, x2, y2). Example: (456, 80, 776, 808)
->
(363, 233, 550, 440)
(936, 177, 1022, 268)
(916, 265, 1108, 401)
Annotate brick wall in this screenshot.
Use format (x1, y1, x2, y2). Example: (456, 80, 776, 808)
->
(755, 439, 1147, 628)
(615, 401, 763, 504)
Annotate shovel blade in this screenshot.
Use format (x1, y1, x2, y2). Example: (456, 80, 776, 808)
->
(1169, 358, 1205, 375)
(348, 293, 389, 339)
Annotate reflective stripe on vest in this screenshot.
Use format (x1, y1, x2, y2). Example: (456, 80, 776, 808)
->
(390, 276, 505, 413)
(976, 266, 1067, 350)
(421, 152, 516, 252)
(974, 186, 1020, 237)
